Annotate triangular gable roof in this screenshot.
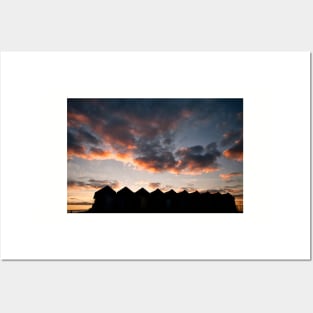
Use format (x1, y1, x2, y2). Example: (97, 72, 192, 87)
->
(117, 186, 133, 195)
(179, 190, 189, 195)
(95, 185, 116, 196)
(165, 189, 177, 196)
(190, 190, 200, 195)
(212, 192, 222, 196)
(200, 191, 211, 196)
(224, 192, 233, 197)
(135, 187, 149, 195)
(151, 188, 163, 195)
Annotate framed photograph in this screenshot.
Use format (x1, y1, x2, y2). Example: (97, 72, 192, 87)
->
(0, 52, 310, 260)
(67, 98, 243, 214)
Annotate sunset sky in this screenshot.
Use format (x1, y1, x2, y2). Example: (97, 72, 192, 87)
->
(67, 99, 243, 209)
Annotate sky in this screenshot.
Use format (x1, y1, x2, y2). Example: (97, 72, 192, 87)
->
(67, 99, 243, 209)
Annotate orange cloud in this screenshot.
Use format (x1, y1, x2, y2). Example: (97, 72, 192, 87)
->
(68, 112, 91, 126)
(179, 162, 219, 175)
(115, 152, 134, 163)
(223, 150, 243, 161)
(223, 139, 243, 161)
(133, 159, 162, 173)
(68, 146, 111, 160)
(68, 143, 221, 176)
(67, 145, 88, 160)
(68, 147, 136, 164)
(220, 172, 242, 181)
(86, 148, 113, 160)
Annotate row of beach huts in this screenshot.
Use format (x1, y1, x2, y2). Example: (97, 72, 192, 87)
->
(86, 186, 239, 213)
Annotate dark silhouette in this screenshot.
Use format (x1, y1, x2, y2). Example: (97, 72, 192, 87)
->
(164, 189, 178, 211)
(89, 185, 116, 212)
(199, 191, 211, 211)
(116, 186, 135, 212)
(87, 185, 240, 213)
(150, 188, 166, 211)
(190, 190, 201, 211)
(135, 188, 150, 212)
(178, 190, 190, 211)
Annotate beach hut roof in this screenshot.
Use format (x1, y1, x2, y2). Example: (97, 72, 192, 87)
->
(165, 189, 176, 195)
(135, 187, 149, 195)
(190, 190, 200, 195)
(179, 190, 189, 195)
(95, 185, 116, 196)
(117, 186, 133, 195)
(212, 192, 222, 196)
(151, 188, 163, 195)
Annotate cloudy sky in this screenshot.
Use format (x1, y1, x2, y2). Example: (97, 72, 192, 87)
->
(67, 99, 243, 208)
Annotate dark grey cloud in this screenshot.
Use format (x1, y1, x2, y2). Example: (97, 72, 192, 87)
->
(67, 126, 102, 158)
(78, 126, 101, 146)
(148, 182, 161, 189)
(220, 129, 242, 147)
(67, 128, 86, 155)
(68, 179, 120, 190)
(223, 138, 243, 161)
(134, 136, 178, 172)
(175, 142, 221, 173)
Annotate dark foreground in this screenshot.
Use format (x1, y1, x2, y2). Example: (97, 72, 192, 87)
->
(82, 186, 241, 213)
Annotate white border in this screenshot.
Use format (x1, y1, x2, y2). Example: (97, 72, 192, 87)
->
(0, 52, 310, 259)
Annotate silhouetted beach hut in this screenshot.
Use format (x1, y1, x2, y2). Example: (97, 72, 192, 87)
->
(165, 189, 177, 211)
(177, 190, 189, 211)
(117, 186, 134, 211)
(188, 190, 200, 210)
(199, 191, 212, 212)
(210, 192, 223, 212)
(221, 193, 237, 213)
(135, 188, 150, 210)
(91, 185, 116, 212)
(150, 188, 165, 211)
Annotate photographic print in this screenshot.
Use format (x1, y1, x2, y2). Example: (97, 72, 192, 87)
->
(2, 52, 309, 260)
(67, 98, 243, 213)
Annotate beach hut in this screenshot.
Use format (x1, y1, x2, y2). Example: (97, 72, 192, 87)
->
(221, 193, 238, 213)
(91, 185, 116, 212)
(116, 186, 134, 211)
(210, 192, 223, 212)
(177, 190, 189, 212)
(135, 188, 150, 211)
(164, 189, 177, 211)
(199, 191, 212, 212)
(150, 188, 165, 212)
(189, 190, 200, 211)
